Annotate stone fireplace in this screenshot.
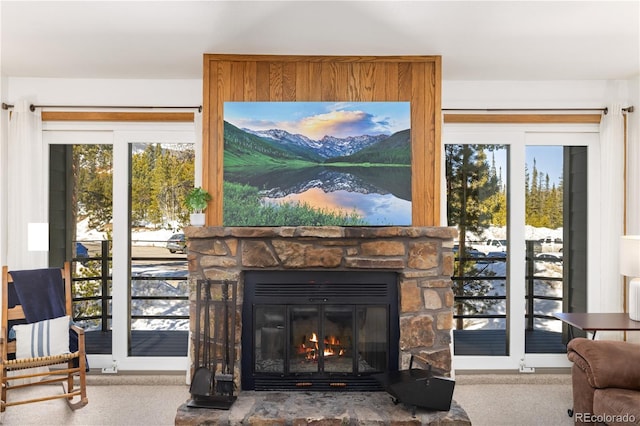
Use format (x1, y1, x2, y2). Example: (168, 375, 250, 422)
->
(185, 225, 457, 392)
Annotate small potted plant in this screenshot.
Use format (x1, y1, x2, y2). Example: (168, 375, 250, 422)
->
(185, 187, 211, 226)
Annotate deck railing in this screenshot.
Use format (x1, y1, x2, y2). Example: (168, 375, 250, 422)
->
(453, 241, 563, 331)
(71, 240, 189, 333)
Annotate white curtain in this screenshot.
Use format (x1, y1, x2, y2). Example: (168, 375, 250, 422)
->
(194, 110, 203, 187)
(7, 99, 47, 270)
(625, 77, 640, 343)
(598, 104, 625, 315)
(626, 78, 640, 236)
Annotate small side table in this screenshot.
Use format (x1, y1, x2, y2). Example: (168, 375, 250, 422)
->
(554, 312, 640, 339)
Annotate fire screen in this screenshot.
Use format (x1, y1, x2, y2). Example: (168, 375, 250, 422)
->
(242, 271, 399, 391)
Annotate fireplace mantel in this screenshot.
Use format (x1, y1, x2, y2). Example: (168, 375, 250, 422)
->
(185, 225, 457, 388)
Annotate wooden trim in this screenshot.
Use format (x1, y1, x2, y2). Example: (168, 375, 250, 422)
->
(7, 306, 25, 321)
(203, 54, 442, 226)
(201, 54, 440, 63)
(41, 111, 195, 122)
(432, 57, 442, 222)
(443, 114, 602, 124)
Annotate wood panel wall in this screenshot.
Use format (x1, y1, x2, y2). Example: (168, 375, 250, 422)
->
(202, 54, 442, 226)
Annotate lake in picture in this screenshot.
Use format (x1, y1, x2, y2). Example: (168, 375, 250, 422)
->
(222, 102, 411, 226)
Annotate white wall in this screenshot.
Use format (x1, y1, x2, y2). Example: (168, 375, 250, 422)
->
(443, 80, 612, 110)
(7, 77, 201, 107)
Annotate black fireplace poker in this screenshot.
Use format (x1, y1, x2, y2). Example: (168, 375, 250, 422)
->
(214, 281, 234, 395)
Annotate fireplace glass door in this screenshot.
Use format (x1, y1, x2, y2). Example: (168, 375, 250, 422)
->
(254, 305, 388, 376)
(293, 305, 352, 373)
(244, 271, 398, 391)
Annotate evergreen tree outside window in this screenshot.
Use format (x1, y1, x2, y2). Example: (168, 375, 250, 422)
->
(446, 144, 507, 331)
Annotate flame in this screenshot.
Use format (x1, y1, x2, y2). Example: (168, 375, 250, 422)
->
(301, 332, 345, 361)
(326, 335, 340, 346)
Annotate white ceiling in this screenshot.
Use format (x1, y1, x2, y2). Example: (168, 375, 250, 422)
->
(1, 1, 639, 81)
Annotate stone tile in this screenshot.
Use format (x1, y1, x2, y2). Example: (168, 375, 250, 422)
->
(175, 391, 471, 426)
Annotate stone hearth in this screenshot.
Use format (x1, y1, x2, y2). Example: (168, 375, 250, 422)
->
(175, 391, 471, 425)
(185, 226, 458, 378)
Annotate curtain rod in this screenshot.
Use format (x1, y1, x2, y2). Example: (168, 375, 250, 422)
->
(2, 103, 634, 115)
(2, 103, 202, 112)
(443, 107, 634, 114)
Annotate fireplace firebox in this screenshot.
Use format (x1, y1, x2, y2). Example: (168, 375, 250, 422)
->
(241, 270, 399, 391)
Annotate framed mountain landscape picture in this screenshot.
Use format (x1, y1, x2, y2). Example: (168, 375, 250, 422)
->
(222, 101, 412, 226)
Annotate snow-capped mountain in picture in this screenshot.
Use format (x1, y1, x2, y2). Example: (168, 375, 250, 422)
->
(243, 127, 389, 159)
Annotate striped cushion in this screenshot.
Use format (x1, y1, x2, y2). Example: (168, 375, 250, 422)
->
(13, 315, 70, 359)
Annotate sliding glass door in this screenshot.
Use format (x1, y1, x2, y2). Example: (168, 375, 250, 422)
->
(445, 125, 599, 370)
(46, 124, 196, 371)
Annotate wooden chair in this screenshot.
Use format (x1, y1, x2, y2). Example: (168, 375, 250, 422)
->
(0, 262, 88, 412)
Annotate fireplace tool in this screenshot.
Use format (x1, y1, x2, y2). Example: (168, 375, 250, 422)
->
(189, 280, 214, 400)
(214, 280, 235, 395)
(188, 279, 237, 410)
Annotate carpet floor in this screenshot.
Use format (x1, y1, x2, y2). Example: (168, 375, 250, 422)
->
(0, 373, 573, 425)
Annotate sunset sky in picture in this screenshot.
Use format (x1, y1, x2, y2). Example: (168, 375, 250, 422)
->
(224, 102, 410, 140)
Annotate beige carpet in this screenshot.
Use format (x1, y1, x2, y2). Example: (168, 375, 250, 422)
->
(0, 373, 573, 425)
(453, 374, 573, 426)
(0, 374, 190, 426)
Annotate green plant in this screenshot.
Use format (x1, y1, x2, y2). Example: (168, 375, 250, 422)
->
(185, 187, 211, 213)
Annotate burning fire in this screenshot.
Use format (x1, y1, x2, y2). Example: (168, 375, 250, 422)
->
(298, 332, 345, 360)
